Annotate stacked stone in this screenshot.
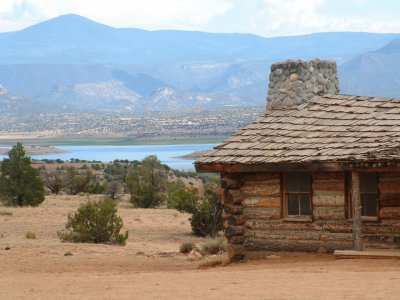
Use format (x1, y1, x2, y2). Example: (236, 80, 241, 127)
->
(221, 174, 246, 261)
(266, 59, 340, 109)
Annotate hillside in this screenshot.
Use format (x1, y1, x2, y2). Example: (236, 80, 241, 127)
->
(1, 14, 400, 113)
(340, 39, 400, 98)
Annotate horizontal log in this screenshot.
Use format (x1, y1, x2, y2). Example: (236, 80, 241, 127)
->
(221, 175, 242, 189)
(312, 194, 345, 207)
(228, 235, 245, 245)
(243, 207, 280, 220)
(312, 172, 344, 180)
(379, 193, 400, 207)
(224, 225, 245, 237)
(379, 207, 400, 220)
(379, 181, 400, 194)
(246, 229, 352, 242)
(224, 204, 243, 215)
(241, 181, 280, 197)
(313, 206, 345, 220)
(241, 172, 280, 182)
(224, 214, 246, 226)
(244, 238, 352, 252)
(222, 189, 243, 205)
(313, 189, 345, 196)
(246, 219, 352, 233)
(313, 179, 344, 191)
(379, 173, 400, 180)
(241, 196, 280, 208)
(226, 244, 246, 261)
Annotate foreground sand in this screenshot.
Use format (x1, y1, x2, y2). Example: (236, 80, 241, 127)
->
(0, 195, 399, 299)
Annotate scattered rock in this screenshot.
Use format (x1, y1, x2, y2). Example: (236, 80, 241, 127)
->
(5, 247, 10, 250)
(135, 251, 145, 256)
(266, 254, 281, 259)
(64, 252, 73, 256)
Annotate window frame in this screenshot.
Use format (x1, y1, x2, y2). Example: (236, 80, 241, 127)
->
(282, 172, 313, 219)
(346, 172, 379, 220)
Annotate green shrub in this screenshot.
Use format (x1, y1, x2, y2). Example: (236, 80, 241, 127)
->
(190, 198, 223, 237)
(58, 198, 128, 245)
(180, 241, 196, 253)
(201, 236, 227, 254)
(190, 177, 223, 237)
(168, 185, 199, 214)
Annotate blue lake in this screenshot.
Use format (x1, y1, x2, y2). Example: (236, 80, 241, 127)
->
(0, 144, 216, 170)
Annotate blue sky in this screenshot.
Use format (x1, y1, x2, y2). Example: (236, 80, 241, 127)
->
(1, 0, 400, 37)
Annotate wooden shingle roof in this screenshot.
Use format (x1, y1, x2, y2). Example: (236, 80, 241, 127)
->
(196, 94, 400, 167)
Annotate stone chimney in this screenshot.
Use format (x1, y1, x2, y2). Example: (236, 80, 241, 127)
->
(266, 59, 339, 109)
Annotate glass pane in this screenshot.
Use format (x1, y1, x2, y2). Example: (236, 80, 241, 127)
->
(362, 194, 377, 217)
(360, 173, 378, 193)
(298, 173, 311, 192)
(287, 194, 299, 215)
(300, 195, 310, 215)
(286, 173, 298, 192)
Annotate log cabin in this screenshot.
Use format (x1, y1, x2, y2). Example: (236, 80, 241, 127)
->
(195, 59, 400, 261)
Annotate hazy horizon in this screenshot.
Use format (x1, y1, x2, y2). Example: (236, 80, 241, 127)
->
(1, 0, 400, 37)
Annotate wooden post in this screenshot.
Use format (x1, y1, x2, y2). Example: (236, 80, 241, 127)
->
(351, 171, 363, 251)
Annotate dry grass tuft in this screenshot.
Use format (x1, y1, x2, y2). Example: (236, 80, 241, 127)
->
(25, 231, 37, 239)
(197, 254, 229, 269)
(179, 241, 196, 254)
(200, 235, 227, 255)
(0, 211, 13, 216)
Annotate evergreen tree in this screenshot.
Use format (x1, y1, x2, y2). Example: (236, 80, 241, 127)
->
(0, 143, 45, 206)
(127, 155, 168, 208)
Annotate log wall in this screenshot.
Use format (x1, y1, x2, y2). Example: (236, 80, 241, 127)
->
(221, 171, 400, 261)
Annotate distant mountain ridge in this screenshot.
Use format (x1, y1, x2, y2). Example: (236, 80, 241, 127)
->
(340, 38, 400, 98)
(0, 14, 400, 114)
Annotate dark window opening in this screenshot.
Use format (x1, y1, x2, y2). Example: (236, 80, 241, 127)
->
(284, 173, 311, 217)
(347, 172, 378, 218)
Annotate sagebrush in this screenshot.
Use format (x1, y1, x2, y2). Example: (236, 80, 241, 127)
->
(58, 198, 128, 245)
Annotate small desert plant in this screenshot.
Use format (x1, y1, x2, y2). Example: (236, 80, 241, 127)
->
(190, 177, 223, 237)
(180, 241, 196, 253)
(58, 198, 128, 245)
(200, 236, 227, 255)
(197, 254, 229, 269)
(0, 211, 13, 216)
(25, 231, 36, 239)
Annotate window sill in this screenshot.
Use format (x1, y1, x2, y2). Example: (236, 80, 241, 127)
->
(282, 217, 312, 222)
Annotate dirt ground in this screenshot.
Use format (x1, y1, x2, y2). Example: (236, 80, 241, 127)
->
(1, 195, 399, 300)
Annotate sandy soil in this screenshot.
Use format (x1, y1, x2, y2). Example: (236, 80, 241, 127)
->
(0, 195, 399, 300)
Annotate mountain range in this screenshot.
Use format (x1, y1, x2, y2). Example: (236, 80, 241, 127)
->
(0, 14, 400, 114)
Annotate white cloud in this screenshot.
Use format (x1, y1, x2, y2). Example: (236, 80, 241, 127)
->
(0, 0, 400, 36)
(0, 0, 233, 32)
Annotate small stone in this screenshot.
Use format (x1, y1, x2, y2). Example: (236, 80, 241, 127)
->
(64, 252, 73, 256)
(289, 73, 298, 82)
(136, 251, 145, 256)
(5, 247, 10, 250)
(275, 68, 283, 76)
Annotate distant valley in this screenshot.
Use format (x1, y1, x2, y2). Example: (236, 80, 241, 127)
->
(0, 14, 400, 115)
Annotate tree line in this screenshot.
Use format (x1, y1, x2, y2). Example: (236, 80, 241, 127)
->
(0, 143, 222, 237)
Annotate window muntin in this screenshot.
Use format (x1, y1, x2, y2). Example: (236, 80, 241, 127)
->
(360, 173, 378, 217)
(347, 172, 378, 218)
(284, 173, 311, 217)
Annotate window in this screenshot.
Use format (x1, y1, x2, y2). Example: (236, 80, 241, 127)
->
(347, 172, 378, 218)
(283, 173, 311, 217)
